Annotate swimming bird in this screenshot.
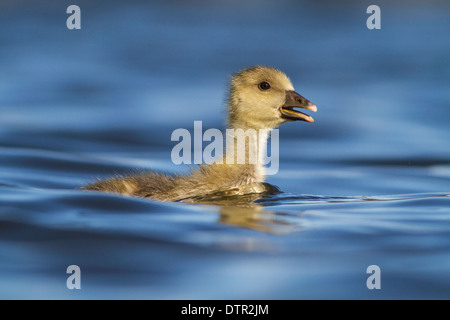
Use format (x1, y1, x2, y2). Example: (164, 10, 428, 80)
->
(82, 66, 317, 201)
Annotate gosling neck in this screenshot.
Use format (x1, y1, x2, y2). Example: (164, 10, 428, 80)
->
(224, 122, 271, 182)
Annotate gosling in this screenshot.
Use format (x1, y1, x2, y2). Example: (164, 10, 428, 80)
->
(83, 66, 317, 201)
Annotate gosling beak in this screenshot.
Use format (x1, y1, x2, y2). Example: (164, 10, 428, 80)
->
(280, 90, 317, 123)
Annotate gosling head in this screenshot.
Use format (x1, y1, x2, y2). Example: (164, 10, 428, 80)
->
(227, 66, 317, 130)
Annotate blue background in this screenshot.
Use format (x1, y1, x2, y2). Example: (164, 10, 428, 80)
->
(0, 0, 449, 299)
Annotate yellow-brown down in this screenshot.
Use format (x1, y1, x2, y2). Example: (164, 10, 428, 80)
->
(82, 66, 316, 202)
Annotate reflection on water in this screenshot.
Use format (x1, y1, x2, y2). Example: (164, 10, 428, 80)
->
(184, 184, 302, 233)
(218, 206, 298, 234)
(0, 0, 449, 299)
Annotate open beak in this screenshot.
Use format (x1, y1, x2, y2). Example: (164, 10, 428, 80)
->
(279, 90, 317, 123)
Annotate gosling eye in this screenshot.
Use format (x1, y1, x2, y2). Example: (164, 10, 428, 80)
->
(258, 82, 271, 91)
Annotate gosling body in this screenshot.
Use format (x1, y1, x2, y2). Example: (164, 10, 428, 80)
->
(83, 66, 317, 201)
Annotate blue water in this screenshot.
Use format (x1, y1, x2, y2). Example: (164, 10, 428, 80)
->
(0, 0, 449, 299)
